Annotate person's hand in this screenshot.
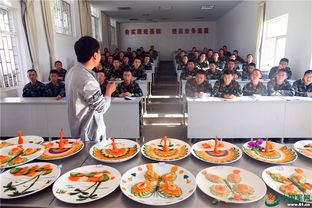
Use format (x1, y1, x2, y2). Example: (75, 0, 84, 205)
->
(186, 75, 193, 79)
(110, 77, 115, 81)
(198, 92, 205, 98)
(132, 77, 137, 81)
(105, 81, 116, 96)
(307, 92, 312, 97)
(124, 92, 132, 97)
(227, 94, 236, 99)
(194, 92, 199, 97)
(119, 93, 126, 97)
(56, 95, 62, 100)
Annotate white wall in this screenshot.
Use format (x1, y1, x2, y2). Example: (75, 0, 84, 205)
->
(119, 21, 216, 60)
(216, 1, 259, 59)
(265, 1, 312, 79)
(216, 0, 312, 79)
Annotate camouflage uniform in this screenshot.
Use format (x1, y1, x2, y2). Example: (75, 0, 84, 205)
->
(121, 63, 132, 71)
(99, 80, 108, 95)
(177, 63, 187, 71)
(212, 79, 242, 97)
(242, 81, 267, 96)
(45, 81, 66, 97)
(185, 78, 212, 97)
(222, 68, 242, 78)
(111, 67, 124, 79)
(196, 60, 209, 70)
(130, 65, 147, 80)
(143, 62, 152, 71)
(206, 69, 222, 80)
(112, 81, 143, 97)
(292, 79, 312, 97)
(241, 69, 252, 80)
(22, 81, 46, 97)
(267, 78, 294, 96)
(180, 68, 197, 80)
(57, 68, 67, 80)
(268, 66, 292, 80)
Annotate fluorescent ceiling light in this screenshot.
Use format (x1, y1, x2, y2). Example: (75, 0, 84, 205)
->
(201, 5, 215, 10)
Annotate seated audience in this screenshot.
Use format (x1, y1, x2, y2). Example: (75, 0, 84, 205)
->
(45, 70, 65, 100)
(242, 69, 267, 96)
(211, 52, 223, 69)
(292, 70, 312, 97)
(130, 58, 147, 80)
(112, 70, 143, 97)
(142, 56, 152, 71)
(233, 50, 245, 63)
(22, 69, 46, 97)
(206, 62, 222, 80)
(177, 55, 188, 70)
(242, 54, 253, 71)
(196, 53, 209, 70)
(97, 71, 108, 95)
(222, 45, 231, 57)
(53, 60, 67, 81)
(267, 69, 294, 96)
(180, 60, 197, 80)
(242, 63, 256, 80)
(111, 59, 124, 80)
(269, 58, 292, 79)
(223, 59, 241, 79)
(122, 56, 132, 70)
(212, 69, 242, 98)
(185, 70, 212, 97)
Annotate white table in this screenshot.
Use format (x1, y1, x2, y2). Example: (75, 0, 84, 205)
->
(0, 97, 142, 138)
(186, 96, 312, 139)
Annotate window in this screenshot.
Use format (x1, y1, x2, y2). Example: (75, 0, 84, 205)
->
(91, 5, 100, 40)
(0, 8, 21, 88)
(260, 14, 288, 71)
(53, 0, 72, 35)
(110, 18, 117, 49)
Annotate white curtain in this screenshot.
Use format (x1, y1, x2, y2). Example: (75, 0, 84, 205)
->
(100, 11, 112, 51)
(78, 0, 92, 36)
(255, 1, 265, 68)
(40, 0, 56, 69)
(23, 0, 41, 80)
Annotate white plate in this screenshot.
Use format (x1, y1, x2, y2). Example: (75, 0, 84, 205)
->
(262, 166, 312, 203)
(141, 138, 191, 161)
(191, 140, 242, 164)
(38, 139, 84, 160)
(0, 144, 44, 169)
(0, 162, 61, 199)
(196, 166, 267, 204)
(242, 141, 297, 164)
(53, 165, 121, 204)
(5, 136, 44, 145)
(120, 163, 196, 206)
(89, 139, 140, 163)
(294, 140, 312, 159)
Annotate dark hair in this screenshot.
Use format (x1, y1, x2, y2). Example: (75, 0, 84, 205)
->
(233, 50, 238, 53)
(304, 69, 312, 75)
(50, 70, 59, 75)
(280, 58, 289, 63)
(223, 69, 234, 75)
(209, 62, 217, 66)
(113, 58, 120, 62)
(223, 45, 227, 48)
(196, 70, 206, 75)
(74, 36, 100, 63)
(200, 53, 206, 56)
(278, 68, 288, 74)
(183, 55, 188, 58)
(187, 60, 195, 64)
(208, 49, 213, 52)
(228, 59, 235, 63)
(247, 54, 253, 58)
(248, 63, 256, 67)
(252, 69, 262, 75)
(134, 57, 141, 61)
(96, 70, 106, 75)
(54, 60, 62, 66)
(213, 52, 219, 55)
(123, 69, 133, 75)
(219, 48, 224, 52)
(27, 69, 37, 73)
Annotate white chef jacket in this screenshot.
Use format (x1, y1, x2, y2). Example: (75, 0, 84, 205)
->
(65, 62, 111, 142)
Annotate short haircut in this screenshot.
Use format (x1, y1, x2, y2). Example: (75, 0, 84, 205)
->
(223, 69, 234, 75)
(27, 69, 37, 73)
(248, 63, 256, 67)
(223, 45, 227, 48)
(252, 69, 262, 75)
(233, 50, 238, 53)
(208, 49, 213, 52)
(213, 52, 219, 55)
(200, 53, 206, 56)
(50, 70, 59, 75)
(209, 62, 217, 66)
(113, 58, 120, 62)
(278, 68, 288, 74)
(228, 59, 235, 63)
(187, 60, 195, 64)
(123, 69, 133, 75)
(280, 58, 289, 63)
(196, 70, 206, 75)
(96, 70, 105, 75)
(219, 48, 224, 52)
(74, 36, 100, 63)
(247, 54, 253, 57)
(54, 60, 62, 65)
(304, 69, 312, 75)
(134, 57, 141, 61)
(183, 55, 188, 58)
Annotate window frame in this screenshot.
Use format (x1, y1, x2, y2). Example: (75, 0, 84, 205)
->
(53, 0, 73, 36)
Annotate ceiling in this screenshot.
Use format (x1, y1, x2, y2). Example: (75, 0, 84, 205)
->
(90, 0, 242, 23)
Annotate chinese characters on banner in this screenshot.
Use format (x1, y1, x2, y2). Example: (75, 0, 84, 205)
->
(172, 27, 208, 34)
(124, 27, 208, 35)
(125, 28, 162, 35)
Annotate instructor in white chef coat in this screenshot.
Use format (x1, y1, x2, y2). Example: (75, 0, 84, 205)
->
(65, 36, 116, 142)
